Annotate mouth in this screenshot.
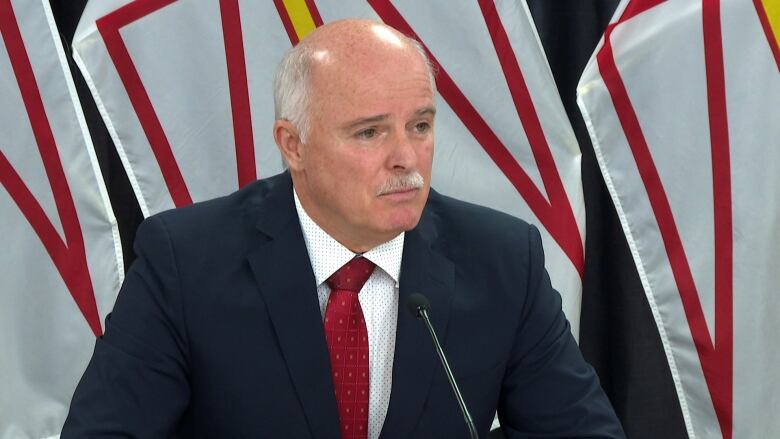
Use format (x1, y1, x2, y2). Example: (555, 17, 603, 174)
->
(378, 187, 420, 202)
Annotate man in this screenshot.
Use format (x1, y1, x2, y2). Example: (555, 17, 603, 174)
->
(63, 19, 624, 438)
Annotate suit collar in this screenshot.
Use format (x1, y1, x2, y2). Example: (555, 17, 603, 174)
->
(250, 172, 297, 239)
(292, 187, 405, 286)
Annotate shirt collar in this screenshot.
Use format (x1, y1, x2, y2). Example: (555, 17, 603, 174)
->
(293, 188, 404, 287)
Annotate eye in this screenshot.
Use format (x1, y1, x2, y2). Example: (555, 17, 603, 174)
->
(413, 121, 431, 134)
(356, 128, 378, 139)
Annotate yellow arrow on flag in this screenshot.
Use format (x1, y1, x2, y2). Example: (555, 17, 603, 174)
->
(279, 0, 321, 43)
(757, 0, 780, 69)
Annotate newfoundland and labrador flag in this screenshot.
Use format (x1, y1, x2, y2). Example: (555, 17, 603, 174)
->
(578, 0, 780, 437)
(0, 0, 123, 437)
(72, 0, 586, 332)
(2, 0, 586, 437)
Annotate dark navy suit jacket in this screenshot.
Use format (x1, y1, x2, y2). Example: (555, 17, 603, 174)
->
(62, 172, 625, 438)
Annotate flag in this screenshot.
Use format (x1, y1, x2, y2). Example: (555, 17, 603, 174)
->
(0, 0, 123, 437)
(72, 0, 587, 335)
(578, 0, 780, 437)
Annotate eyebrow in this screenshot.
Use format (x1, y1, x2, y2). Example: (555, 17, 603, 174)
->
(414, 106, 437, 118)
(341, 106, 437, 131)
(342, 114, 389, 131)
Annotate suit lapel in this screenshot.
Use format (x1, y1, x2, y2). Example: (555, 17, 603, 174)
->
(244, 176, 454, 438)
(245, 174, 341, 439)
(380, 208, 455, 438)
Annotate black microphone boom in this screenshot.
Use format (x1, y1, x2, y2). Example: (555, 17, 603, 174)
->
(406, 293, 479, 439)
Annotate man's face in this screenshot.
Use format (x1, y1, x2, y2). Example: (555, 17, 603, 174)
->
(290, 39, 435, 251)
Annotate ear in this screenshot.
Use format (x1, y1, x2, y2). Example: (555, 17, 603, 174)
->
(273, 120, 305, 171)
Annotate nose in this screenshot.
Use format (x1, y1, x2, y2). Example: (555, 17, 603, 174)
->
(388, 130, 418, 171)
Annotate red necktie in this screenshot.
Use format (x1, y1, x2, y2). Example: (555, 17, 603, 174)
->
(324, 256, 375, 439)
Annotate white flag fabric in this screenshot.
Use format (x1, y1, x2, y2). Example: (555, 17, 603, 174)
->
(578, 0, 780, 437)
(73, 0, 586, 334)
(0, 0, 123, 438)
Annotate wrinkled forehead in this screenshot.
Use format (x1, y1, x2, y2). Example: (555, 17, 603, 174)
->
(310, 42, 431, 96)
(309, 49, 433, 110)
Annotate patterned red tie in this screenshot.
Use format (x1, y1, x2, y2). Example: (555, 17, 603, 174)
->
(324, 256, 375, 439)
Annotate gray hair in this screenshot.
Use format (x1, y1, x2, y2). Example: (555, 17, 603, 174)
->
(272, 35, 437, 144)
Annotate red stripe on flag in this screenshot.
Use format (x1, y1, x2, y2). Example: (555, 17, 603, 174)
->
(368, 0, 584, 276)
(619, 0, 666, 22)
(596, 1, 733, 436)
(219, 0, 257, 187)
(0, 0, 102, 336)
(702, 0, 734, 436)
(477, 0, 583, 276)
(273, 0, 300, 46)
(0, 154, 68, 264)
(96, 0, 193, 207)
(752, 0, 780, 72)
(304, 0, 324, 27)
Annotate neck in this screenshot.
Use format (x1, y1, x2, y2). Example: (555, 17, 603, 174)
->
(293, 184, 395, 254)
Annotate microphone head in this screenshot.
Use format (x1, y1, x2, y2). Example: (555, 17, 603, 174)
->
(406, 293, 431, 319)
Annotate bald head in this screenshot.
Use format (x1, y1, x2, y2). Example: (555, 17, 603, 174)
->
(273, 19, 436, 142)
(271, 19, 436, 251)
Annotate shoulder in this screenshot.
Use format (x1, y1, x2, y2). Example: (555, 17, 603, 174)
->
(423, 188, 539, 253)
(154, 172, 288, 227)
(134, 172, 292, 256)
(419, 189, 546, 291)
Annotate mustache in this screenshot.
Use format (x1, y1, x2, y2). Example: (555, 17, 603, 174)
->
(376, 172, 425, 195)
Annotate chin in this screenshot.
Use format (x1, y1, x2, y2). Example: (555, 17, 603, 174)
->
(383, 209, 424, 233)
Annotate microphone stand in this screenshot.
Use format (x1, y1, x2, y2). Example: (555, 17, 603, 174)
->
(417, 306, 479, 439)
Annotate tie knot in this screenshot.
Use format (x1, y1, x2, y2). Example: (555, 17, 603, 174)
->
(327, 257, 376, 293)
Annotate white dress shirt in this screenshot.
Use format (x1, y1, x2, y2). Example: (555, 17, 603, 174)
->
(294, 190, 401, 439)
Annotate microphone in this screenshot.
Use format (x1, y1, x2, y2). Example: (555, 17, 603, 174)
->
(406, 293, 478, 439)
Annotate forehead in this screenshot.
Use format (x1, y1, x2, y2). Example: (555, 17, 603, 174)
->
(308, 46, 434, 117)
